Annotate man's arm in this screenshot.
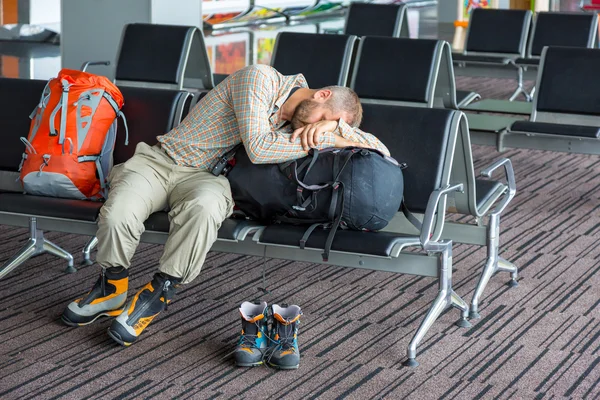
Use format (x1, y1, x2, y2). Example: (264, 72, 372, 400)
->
(230, 66, 336, 164)
(335, 119, 391, 156)
(292, 118, 391, 156)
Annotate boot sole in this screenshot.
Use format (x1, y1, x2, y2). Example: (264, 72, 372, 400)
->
(268, 363, 299, 370)
(235, 362, 263, 367)
(107, 328, 132, 347)
(61, 309, 124, 327)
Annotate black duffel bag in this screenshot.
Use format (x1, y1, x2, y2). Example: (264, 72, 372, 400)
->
(222, 145, 406, 261)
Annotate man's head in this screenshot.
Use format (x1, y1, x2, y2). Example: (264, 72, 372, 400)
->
(290, 86, 363, 130)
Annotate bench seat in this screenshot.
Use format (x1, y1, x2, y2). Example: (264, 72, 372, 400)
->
(510, 121, 600, 138)
(259, 224, 415, 257)
(514, 57, 540, 67)
(0, 193, 258, 241)
(0, 193, 101, 222)
(452, 54, 512, 65)
(144, 211, 260, 241)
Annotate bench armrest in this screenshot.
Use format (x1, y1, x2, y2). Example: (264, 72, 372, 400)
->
(480, 158, 516, 216)
(421, 183, 464, 248)
(80, 60, 111, 72)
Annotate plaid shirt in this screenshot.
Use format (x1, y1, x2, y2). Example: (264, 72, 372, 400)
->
(157, 65, 389, 170)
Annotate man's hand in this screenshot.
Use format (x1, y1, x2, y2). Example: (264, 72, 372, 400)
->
(291, 120, 339, 151)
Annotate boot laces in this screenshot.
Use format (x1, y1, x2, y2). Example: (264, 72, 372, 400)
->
(263, 323, 295, 366)
(221, 320, 265, 361)
(239, 320, 263, 348)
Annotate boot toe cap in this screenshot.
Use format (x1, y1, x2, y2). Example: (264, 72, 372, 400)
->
(234, 347, 264, 366)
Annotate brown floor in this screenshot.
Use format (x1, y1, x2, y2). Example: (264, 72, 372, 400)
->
(1, 76, 600, 399)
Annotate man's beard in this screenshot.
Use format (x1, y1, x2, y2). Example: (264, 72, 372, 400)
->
(290, 99, 320, 130)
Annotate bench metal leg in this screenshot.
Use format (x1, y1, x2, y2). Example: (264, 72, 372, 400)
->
(404, 241, 470, 368)
(0, 217, 75, 280)
(470, 214, 518, 319)
(509, 66, 532, 102)
(81, 236, 98, 266)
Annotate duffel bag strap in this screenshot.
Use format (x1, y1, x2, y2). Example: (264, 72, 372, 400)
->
(322, 182, 346, 262)
(299, 222, 327, 249)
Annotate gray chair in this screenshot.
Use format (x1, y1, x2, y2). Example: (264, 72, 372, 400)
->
(453, 8, 532, 106)
(343, 2, 409, 38)
(350, 37, 459, 109)
(84, 23, 214, 91)
(349, 36, 518, 317)
(504, 46, 600, 154)
(446, 112, 517, 318)
(513, 12, 598, 101)
(259, 103, 472, 367)
(465, 11, 599, 114)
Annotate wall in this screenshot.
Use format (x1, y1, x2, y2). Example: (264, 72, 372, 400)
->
(61, 0, 202, 79)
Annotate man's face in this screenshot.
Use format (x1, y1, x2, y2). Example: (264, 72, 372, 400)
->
(290, 99, 351, 130)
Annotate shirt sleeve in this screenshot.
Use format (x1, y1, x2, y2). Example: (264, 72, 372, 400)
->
(230, 66, 336, 164)
(336, 119, 391, 156)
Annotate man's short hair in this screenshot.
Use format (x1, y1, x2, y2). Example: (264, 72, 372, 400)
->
(322, 86, 363, 128)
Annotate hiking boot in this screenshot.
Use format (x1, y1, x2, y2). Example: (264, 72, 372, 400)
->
(233, 301, 269, 367)
(107, 272, 178, 347)
(61, 266, 128, 326)
(266, 304, 302, 370)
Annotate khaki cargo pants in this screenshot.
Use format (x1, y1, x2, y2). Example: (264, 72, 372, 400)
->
(95, 142, 234, 284)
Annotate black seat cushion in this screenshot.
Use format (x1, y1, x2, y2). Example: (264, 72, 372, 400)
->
(0, 193, 101, 222)
(535, 47, 600, 116)
(116, 23, 190, 84)
(144, 211, 258, 240)
(465, 9, 530, 54)
(353, 37, 439, 103)
(344, 3, 403, 37)
(360, 104, 454, 214)
(271, 32, 354, 88)
(514, 57, 540, 66)
(510, 121, 600, 138)
(475, 179, 505, 211)
(0, 78, 48, 172)
(260, 224, 413, 257)
(530, 12, 596, 57)
(453, 54, 511, 65)
(114, 87, 184, 164)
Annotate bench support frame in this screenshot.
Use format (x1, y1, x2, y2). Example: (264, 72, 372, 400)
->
(405, 240, 470, 368)
(470, 213, 518, 319)
(0, 217, 75, 279)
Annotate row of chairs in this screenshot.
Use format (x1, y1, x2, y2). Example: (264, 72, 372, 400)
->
(0, 75, 516, 366)
(469, 46, 600, 155)
(82, 1, 410, 95)
(455, 8, 598, 109)
(272, 30, 600, 157)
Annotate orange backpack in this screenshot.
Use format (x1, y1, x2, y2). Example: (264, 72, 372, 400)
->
(19, 69, 128, 201)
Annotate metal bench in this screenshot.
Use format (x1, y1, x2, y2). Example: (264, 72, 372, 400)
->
(0, 78, 484, 366)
